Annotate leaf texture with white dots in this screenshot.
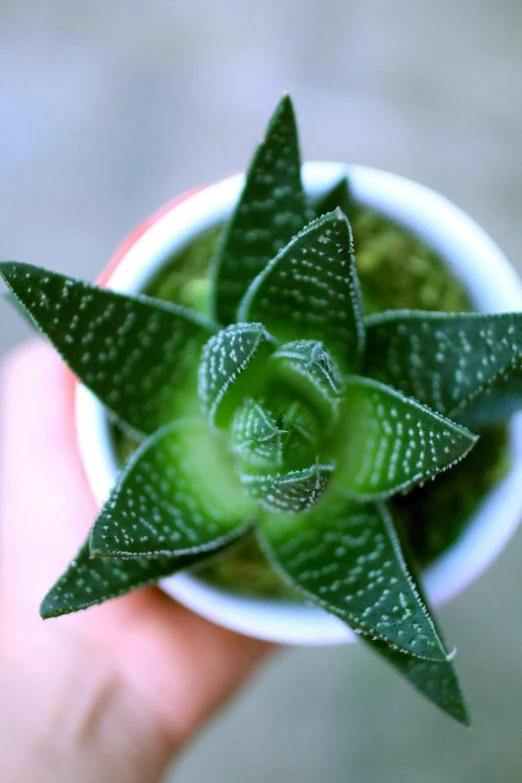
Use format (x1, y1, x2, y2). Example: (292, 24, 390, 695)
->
(0, 262, 215, 436)
(40, 538, 235, 619)
(198, 322, 271, 427)
(241, 463, 333, 514)
(364, 538, 470, 725)
(90, 420, 256, 558)
(238, 210, 365, 372)
(211, 95, 308, 325)
(339, 377, 477, 500)
(364, 309, 522, 427)
(258, 498, 447, 660)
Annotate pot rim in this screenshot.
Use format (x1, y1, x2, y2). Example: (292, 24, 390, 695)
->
(75, 161, 522, 645)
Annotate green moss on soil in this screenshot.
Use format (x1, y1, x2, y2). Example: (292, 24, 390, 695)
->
(113, 205, 510, 599)
(146, 227, 219, 316)
(352, 206, 472, 315)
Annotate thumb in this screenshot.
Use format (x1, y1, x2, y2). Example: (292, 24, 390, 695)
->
(0, 340, 97, 611)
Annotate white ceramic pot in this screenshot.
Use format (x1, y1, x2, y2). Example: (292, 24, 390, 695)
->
(76, 162, 522, 645)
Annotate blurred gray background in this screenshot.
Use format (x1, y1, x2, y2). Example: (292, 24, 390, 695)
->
(2, 1, 522, 781)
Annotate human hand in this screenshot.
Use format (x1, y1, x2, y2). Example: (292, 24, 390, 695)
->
(0, 341, 269, 783)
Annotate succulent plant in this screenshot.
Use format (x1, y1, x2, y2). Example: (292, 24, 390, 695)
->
(3, 95, 522, 727)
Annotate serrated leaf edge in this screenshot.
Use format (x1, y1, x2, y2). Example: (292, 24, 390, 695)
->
(256, 501, 448, 661)
(241, 462, 335, 512)
(209, 94, 307, 323)
(90, 520, 253, 560)
(236, 210, 366, 367)
(342, 377, 479, 502)
(0, 261, 218, 439)
(39, 540, 237, 619)
(364, 308, 522, 422)
(89, 417, 257, 558)
(198, 322, 271, 427)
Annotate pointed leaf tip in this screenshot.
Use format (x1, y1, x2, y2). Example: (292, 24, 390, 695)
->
(364, 309, 522, 427)
(259, 498, 447, 661)
(40, 539, 232, 619)
(339, 377, 477, 500)
(211, 96, 308, 324)
(274, 92, 295, 117)
(89, 419, 255, 558)
(1, 261, 215, 435)
(314, 177, 352, 219)
(367, 638, 471, 725)
(198, 322, 271, 428)
(241, 463, 333, 514)
(238, 211, 365, 372)
(364, 531, 471, 724)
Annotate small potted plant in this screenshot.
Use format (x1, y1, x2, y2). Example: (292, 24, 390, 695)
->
(3, 96, 522, 727)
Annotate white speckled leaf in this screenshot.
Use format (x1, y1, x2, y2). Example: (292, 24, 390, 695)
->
(367, 638, 470, 725)
(238, 211, 365, 372)
(241, 463, 333, 514)
(231, 399, 284, 468)
(270, 339, 343, 425)
(364, 538, 470, 725)
(364, 310, 522, 427)
(211, 95, 308, 325)
(40, 538, 235, 619)
(90, 420, 256, 558)
(0, 261, 215, 436)
(198, 323, 270, 425)
(259, 498, 447, 661)
(198, 322, 271, 427)
(339, 377, 477, 500)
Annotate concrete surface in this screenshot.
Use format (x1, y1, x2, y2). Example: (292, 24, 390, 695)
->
(1, 2, 522, 781)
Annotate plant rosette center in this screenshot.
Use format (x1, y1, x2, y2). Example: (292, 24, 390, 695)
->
(4, 95, 522, 727)
(201, 328, 343, 512)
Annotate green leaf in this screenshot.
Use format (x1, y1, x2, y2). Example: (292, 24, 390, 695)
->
(364, 529, 470, 725)
(198, 322, 272, 428)
(90, 419, 256, 558)
(238, 211, 365, 372)
(2, 289, 36, 325)
(366, 639, 470, 725)
(241, 463, 333, 513)
(456, 365, 522, 428)
(0, 261, 215, 436)
(231, 399, 284, 468)
(258, 498, 447, 660)
(238, 397, 327, 470)
(232, 395, 324, 474)
(364, 310, 522, 426)
(211, 95, 308, 325)
(314, 176, 352, 219)
(270, 339, 344, 426)
(40, 539, 234, 619)
(338, 377, 477, 500)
